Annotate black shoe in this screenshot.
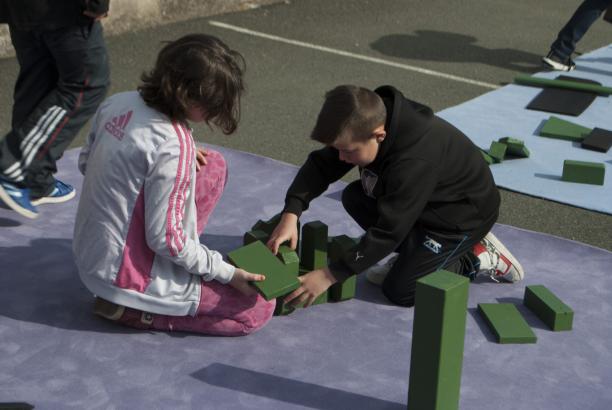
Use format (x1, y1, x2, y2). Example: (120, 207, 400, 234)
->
(542, 51, 576, 71)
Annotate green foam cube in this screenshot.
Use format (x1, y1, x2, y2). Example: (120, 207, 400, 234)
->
(524, 285, 573, 331)
(562, 160, 605, 185)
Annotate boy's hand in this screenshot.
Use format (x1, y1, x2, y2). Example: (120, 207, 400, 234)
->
(195, 148, 209, 171)
(267, 212, 299, 254)
(229, 268, 265, 297)
(284, 267, 337, 308)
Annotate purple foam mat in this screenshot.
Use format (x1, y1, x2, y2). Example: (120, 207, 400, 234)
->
(1, 145, 611, 410)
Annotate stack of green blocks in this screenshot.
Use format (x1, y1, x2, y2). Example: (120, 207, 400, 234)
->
(236, 215, 359, 316)
(483, 137, 529, 165)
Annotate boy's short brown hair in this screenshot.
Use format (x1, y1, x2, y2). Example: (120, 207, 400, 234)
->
(138, 33, 245, 134)
(310, 85, 386, 144)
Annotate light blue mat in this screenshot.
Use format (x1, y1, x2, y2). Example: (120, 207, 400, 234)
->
(438, 44, 612, 214)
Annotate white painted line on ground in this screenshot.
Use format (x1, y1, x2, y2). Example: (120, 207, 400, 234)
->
(209, 20, 500, 90)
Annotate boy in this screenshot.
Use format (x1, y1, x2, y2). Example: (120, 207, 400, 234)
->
(267, 85, 523, 307)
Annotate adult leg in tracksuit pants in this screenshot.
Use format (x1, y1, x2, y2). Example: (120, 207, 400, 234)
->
(0, 20, 109, 198)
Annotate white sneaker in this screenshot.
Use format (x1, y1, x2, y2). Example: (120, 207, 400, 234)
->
(473, 232, 524, 282)
(364, 254, 398, 286)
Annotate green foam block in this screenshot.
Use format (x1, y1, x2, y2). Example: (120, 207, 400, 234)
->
(562, 160, 605, 185)
(489, 141, 507, 162)
(327, 235, 359, 302)
(227, 241, 300, 301)
(480, 149, 494, 165)
(478, 303, 537, 344)
(514, 74, 612, 95)
(524, 285, 573, 331)
(407, 270, 469, 410)
(539, 116, 592, 142)
(498, 137, 530, 158)
(243, 229, 269, 246)
(301, 221, 328, 271)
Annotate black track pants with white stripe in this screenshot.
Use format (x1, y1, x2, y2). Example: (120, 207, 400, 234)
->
(342, 180, 497, 307)
(0, 20, 109, 197)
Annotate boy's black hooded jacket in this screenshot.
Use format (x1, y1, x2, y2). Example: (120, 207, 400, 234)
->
(0, 0, 109, 30)
(283, 85, 500, 281)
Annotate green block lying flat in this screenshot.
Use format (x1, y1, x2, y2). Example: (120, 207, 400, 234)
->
(498, 137, 530, 158)
(489, 141, 507, 162)
(524, 285, 573, 331)
(514, 74, 612, 95)
(477, 303, 537, 344)
(407, 270, 469, 410)
(227, 241, 300, 301)
(562, 160, 605, 185)
(539, 116, 592, 142)
(328, 235, 359, 302)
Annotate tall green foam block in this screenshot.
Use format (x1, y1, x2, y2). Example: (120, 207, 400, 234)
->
(328, 235, 359, 302)
(301, 221, 328, 271)
(407, 270, 469, 410)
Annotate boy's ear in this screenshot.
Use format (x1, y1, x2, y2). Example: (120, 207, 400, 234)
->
(373, 126, 386, 143)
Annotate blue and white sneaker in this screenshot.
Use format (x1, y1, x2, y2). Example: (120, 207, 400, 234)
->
(31, 180, 76, 205)
(0, 178, 38, 219)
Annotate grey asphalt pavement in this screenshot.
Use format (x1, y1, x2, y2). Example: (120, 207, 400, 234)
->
(1, 0, 610, 249)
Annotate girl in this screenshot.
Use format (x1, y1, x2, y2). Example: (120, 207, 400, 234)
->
(73, 34, 275, 336)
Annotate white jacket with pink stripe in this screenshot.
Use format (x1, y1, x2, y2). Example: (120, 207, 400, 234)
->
(73, 91, 235, 316)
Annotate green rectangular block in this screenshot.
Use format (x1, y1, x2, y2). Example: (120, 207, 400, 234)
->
(328, 235, 359, 302)
(251, 213, 282, 235)
(478, 303, 537, 344)
(300, 221, 328, 271)
(489, 141, 507, 162)
(273, 245, 300, 316)
(243, 229, 269, 246)
(524, 285, 573, 331)
(498, 137, 530, 158)
(227, 241, 300, 301)
(539, 116, 592, 142)
(407, 270, 469, 410)
(562, 160, 605, 185)
(480, 149, 494, 165)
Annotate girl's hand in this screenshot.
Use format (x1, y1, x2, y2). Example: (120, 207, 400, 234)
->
(229, 268, 265, 297)
(195, 148, 209, 171)
(266, 212, 299, 254)
(284, 268, 337, 308)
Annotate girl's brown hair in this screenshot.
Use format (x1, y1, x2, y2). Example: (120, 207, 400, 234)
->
(138, 34, 245, 134)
